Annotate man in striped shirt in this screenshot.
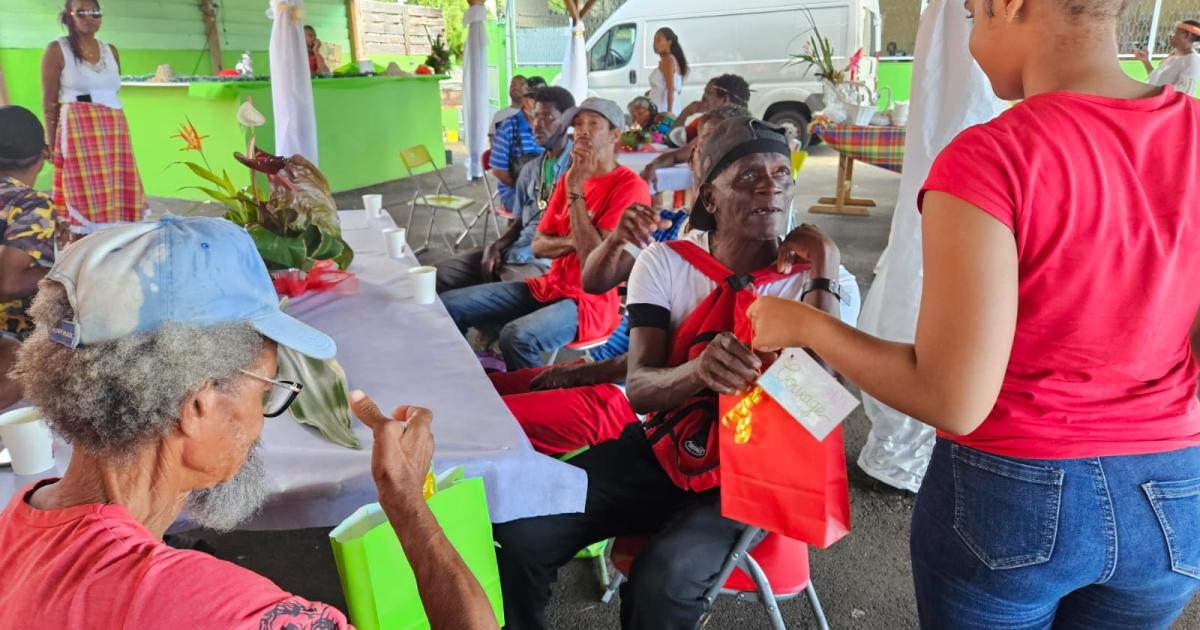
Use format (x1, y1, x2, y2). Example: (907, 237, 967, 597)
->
(490, 76, 547, 210)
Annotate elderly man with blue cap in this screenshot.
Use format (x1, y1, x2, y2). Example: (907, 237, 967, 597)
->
(0, 216, 497, 629)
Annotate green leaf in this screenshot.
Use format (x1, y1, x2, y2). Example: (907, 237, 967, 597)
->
(333, 236, 355, 270)
(181, 185, 237, 208)
(181, 161, 235, 195)
(247, 225, 307, 270)
(302, 226, 345, 261)
(276, 346, 360, 449)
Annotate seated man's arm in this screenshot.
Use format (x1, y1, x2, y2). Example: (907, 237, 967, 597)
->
(581, 205, 667, 295)
(352, 393, 499, 630)
(531, 230, 575, 259)
(531, 355, 628, 390)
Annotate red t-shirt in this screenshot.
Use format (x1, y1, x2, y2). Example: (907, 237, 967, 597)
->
(921, 87, 1200, 459)
(527, 165, 651, 342)
(0, 480, 352, 629)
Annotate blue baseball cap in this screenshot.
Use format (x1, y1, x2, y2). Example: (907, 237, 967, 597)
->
(45, 216, 336, 359)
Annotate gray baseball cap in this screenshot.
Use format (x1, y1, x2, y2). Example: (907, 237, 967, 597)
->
(564, 97, 625, 131)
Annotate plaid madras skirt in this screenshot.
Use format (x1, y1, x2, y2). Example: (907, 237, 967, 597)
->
(53, 102, 147, 230)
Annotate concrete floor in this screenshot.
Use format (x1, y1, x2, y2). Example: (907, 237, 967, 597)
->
(161, 145, 1200, 629)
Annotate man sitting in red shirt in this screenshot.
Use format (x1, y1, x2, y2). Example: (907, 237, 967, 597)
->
(443, 98, 652, 369)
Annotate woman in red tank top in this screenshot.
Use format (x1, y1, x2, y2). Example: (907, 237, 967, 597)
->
(749, 0, 1200, 626)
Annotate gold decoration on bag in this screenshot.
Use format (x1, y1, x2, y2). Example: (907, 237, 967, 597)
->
(721, 385, 765, 444)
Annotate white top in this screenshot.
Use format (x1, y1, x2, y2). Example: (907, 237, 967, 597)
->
(627, 230, 860, 329)
(1147, 52, 1200, 95)
(57, 37, 122, 110)
(649, 55, 684, 116)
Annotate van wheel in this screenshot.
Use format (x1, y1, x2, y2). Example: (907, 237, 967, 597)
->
(766, 108, 818, 149)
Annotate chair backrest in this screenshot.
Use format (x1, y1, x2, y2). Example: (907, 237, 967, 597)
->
(611, 531, 812, 597)
(791, 151, 808, 179)
(482, 148, 492, 171)
(724, 533, 811, 595)
(400, 145, 435, 170)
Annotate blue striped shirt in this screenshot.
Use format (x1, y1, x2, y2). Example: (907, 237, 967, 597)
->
(490, 113, 544, 209)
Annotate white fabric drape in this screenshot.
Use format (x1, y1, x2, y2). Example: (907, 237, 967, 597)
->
(557, 21, 588, 103)
(464, 5, 489, 179)
(267, 0, 319, 164)
(854, 0, 1006, 492)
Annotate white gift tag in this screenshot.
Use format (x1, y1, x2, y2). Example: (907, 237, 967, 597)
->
(756, 348, 860, 441)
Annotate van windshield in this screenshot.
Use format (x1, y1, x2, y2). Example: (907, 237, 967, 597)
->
(589, 23, 636, 71)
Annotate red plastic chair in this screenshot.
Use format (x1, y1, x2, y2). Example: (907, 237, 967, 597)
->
(601, 527, 830, 630)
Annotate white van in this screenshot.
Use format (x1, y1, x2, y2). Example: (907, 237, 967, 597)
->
(585, 0, 881, 140)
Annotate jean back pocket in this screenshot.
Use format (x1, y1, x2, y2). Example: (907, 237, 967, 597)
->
(952, 444, 1064, 570)
(1143, 477, 1200, 580)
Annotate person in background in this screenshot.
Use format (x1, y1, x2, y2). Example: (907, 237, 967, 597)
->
(627, 96, 659, 130)
(649, 28, 688, 116)
(0, 217, 498, 629)
(491, 75, 527, 141)
(491, 76, 548, 211)
(494, 118, 847, 629)
(669, 73, 752, 134)
(305, 25, 331, 76)
(41, 0, 146, 235)
(0, 63, 9, 106)
(1135, 20, 1200, 95)
(0, 106, 58, 410)
(643, 100, 750, 197)
(443, 98, 651, 370)
(436, 86, 576, 293)
(748, 0, 1200, 624)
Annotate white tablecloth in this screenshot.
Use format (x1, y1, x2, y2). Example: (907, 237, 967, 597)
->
(0, 214, 587, 530)
(616, 151, 693, 194)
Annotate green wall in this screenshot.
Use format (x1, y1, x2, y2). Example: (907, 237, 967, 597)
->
(124, 76, 446, 201)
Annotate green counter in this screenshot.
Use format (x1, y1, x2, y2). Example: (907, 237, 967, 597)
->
(120, 75, 446, 201)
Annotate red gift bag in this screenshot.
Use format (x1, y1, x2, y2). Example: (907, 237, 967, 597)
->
(718, 386, 852, 548)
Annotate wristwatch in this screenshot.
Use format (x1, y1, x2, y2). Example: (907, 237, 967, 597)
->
(800, 278, 848, 305)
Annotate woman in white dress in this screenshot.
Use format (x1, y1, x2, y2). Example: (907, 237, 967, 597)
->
(1135, 20, 1200, 95)
(648, 28, 688, 116)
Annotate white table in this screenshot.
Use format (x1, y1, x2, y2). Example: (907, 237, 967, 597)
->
(0, 214, 587, 530)
(616, 151, 693, 194)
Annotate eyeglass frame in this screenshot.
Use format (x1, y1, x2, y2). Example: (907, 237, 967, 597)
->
(71, 9, 103, 19)
(239, 369, 303, 418)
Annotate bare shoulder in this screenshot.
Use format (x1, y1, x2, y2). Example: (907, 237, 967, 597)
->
(43, 40, 64, 62)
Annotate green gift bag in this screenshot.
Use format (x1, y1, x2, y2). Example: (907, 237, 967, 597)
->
(329, 475, 505, 629)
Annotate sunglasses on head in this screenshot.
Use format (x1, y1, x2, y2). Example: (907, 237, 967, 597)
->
(72, 9, 102, 18)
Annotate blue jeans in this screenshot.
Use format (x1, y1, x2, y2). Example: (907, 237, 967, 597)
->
(912, 439, 1200, 629)
(442, 281, 577, 370)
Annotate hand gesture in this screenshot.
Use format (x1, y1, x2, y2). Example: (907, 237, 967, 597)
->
(614, 204, 669, 248)
(640, 163, 659, 188)
(694, 332, 762, 395)
(480, 242, 503, 281)
(1134, 49, 1150, 62)
(566, 138, 599, 191)
(747, 296, 813, 352)
(350, 390, 434, 509)
(778, 223, 840, 274)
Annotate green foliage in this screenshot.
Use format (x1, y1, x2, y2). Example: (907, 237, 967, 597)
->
(789, 9, 846, 84)
(277, 345, 361, 450)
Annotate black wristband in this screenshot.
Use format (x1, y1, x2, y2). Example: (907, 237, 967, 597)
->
(800, 278, 848, 305)
(568, 192, 586, 204)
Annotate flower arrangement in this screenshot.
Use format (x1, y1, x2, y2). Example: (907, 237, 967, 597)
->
(172, 99, 353, 273)
(425, 35, 452, 76)
(790, 9, 847, 84)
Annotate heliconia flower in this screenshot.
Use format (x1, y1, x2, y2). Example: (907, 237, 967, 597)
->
(238, 99, 266, 127)
(171, 117, 208, 153)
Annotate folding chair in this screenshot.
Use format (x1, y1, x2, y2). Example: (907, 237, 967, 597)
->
(602, 528, 830, 630)
(399, 145, 477, 255)
(788, 151, 809, 233)
(455, 148, 507, 249)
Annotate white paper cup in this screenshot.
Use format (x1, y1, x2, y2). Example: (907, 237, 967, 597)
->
(383, 227, 407, 259)
(408, 266, 437, 305)
(0, 407, 54, 475)
(363, 194, 383, 219)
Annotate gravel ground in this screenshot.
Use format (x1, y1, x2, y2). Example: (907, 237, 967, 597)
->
(168, 144, 1199, 629)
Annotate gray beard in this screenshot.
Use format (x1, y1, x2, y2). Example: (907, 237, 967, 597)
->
(184, 441, 267, 533)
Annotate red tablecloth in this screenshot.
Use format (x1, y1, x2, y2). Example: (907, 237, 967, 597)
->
(812, 123, 906, 173)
